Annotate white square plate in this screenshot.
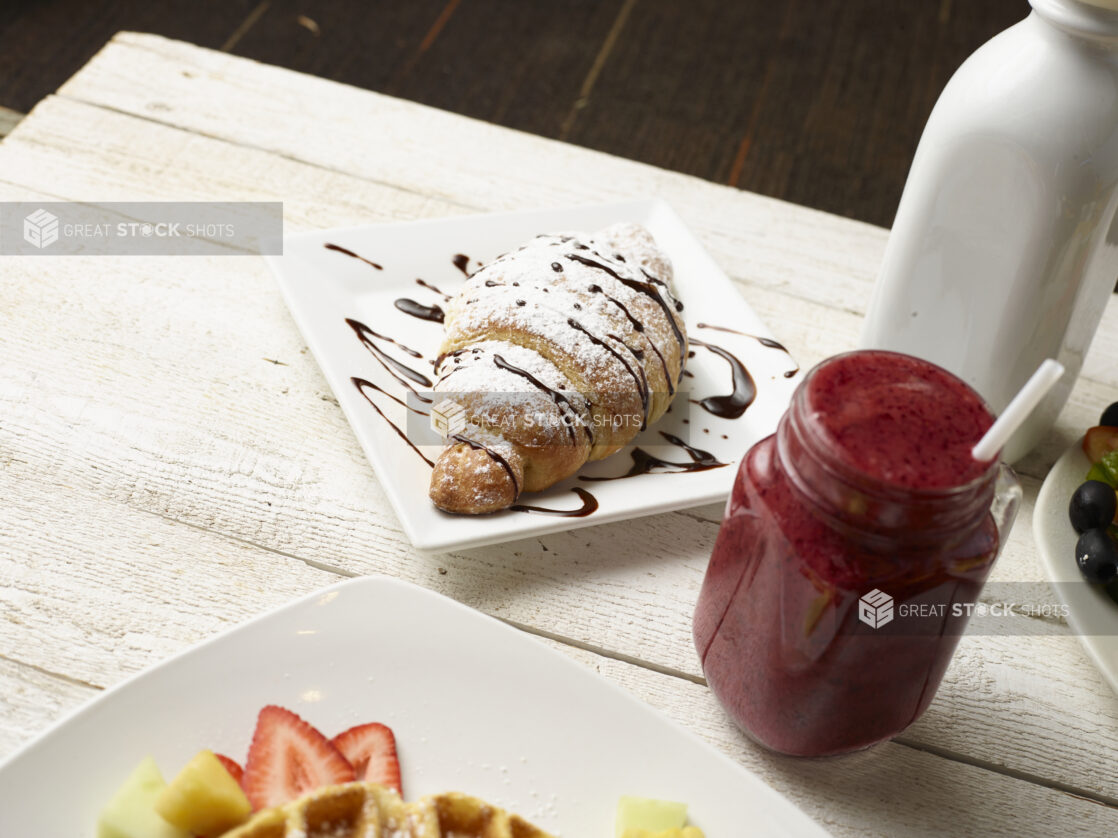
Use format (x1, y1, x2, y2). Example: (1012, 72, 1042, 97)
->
(266, 200, 799, 550)
(0, 577, 830, 837)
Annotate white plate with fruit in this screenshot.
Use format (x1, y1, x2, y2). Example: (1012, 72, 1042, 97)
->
(0, 576, 830, 837)
(1034, 402, 1118, 696)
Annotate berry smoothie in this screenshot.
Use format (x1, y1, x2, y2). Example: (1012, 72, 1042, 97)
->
(693, 351, 1017, 756)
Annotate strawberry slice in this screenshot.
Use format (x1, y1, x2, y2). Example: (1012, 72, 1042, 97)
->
(1085, 425, 1118, 464)
(214, 753, 244, 786)
(330, 722, 402, 796)
(241, 705, 356, 810)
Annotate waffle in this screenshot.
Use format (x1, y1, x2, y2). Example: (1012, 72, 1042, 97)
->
(219, 781, 556, 838)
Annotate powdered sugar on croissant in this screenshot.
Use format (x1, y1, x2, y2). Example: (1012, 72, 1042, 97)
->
(429, 223, 686, 514)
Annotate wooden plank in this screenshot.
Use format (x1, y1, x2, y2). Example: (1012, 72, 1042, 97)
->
(227, 0, 452, 91)
(0, 1, 259, 113)
(0, 658, 97, 759)
(0, 106, 23, 138)
(561, 0, 1026, 227)
(0, 461, 342, 689)
(231, 0, 629, 143)
(387, 0, 627, 139)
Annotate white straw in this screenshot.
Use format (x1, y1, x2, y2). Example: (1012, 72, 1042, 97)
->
(971, 359, 1065, 462)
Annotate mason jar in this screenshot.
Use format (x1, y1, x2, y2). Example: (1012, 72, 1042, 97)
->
(693, 350, 1022, 756)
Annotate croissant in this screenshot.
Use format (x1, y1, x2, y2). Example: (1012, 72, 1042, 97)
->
(428, 222, 687, 514)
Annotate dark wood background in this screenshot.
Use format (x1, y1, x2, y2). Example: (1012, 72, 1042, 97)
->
(0, 0, 1027, 228)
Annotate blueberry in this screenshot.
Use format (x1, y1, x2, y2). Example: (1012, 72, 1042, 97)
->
(1101, 401, 1118, 427)
(1076, 529, 1118, 583)
(1069, 480, 1118, 533)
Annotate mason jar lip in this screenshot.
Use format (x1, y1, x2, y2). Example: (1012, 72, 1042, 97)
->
(790, 350, 1001, 502)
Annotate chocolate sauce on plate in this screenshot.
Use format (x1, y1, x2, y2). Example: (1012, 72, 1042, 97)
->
(511, 487, 599, 517)
(345, 318, 433, 402)
(324, 243, 382, 270)
(696, 322, 800, 378)
(393, 298, 445, 323)
(689, 338, 756, 419)
(416, 278, 451, 300)
(351, 377, 433, 466)
(581, 431, 726, 481)
(452, 253, 471, 276)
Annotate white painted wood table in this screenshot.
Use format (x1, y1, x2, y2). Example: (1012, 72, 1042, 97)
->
(3, 32, 1118, 837)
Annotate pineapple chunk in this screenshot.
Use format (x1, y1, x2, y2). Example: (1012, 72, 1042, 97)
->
(616, 796, 689, 837)
(154, 749, 252, 836)
(621, 829, 705, 838)
(97, 757, 190, 838)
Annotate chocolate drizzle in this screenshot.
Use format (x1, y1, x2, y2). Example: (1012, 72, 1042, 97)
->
(563, 252, 685, 394)
(352, 377, 433, 466)
(567, 317, 649, 428)
(690, 338, 756, 419)
(511, 487, 599, 517)
(345, 318, 434, 402)
(396, 280, 451, 322)
(393, 298, 445, 323)
(493, 353, 590, 441)
(565, 253, 685, 365)
(697, 322, 800, 378)
(566, 252, 626, 283)
(588, 284, 644, 332)
(581, 431, 726, 481)
(641, 268, 684, 312)
(345, 318, 423, 359)
(416, 278, 451, 300)
(452, 253, 471, 276)
(614, 337, 644, 361)
(324, 243, 382, 270)
(433, 347, 467, 370)
(586, 282, 674, 395)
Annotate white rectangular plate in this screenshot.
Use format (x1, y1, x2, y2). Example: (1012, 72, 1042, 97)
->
(266, 199, 799, 550)
(0, 577, 830, 837)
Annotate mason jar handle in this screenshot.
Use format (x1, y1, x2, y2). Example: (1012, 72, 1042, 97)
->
(992, 463, 1024, 546)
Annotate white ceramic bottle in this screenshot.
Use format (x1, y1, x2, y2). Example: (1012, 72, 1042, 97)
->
(861, 0, 1118, 462)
